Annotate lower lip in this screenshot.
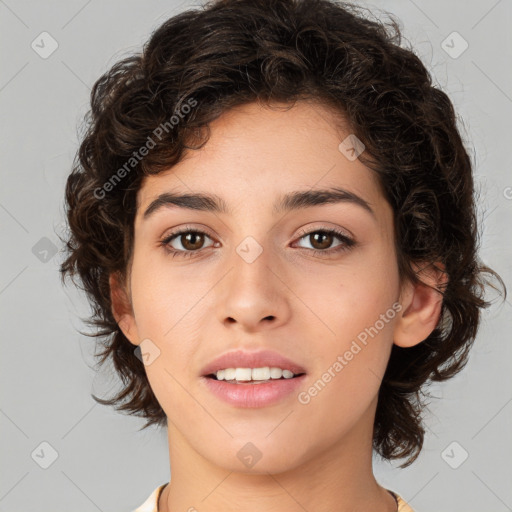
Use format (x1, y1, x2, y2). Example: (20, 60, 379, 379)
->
(202, 375, 307, 408)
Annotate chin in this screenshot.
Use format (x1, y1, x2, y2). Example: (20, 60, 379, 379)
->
(198, 436, 311, 475)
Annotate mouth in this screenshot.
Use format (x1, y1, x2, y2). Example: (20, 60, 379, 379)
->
(199, 350, 307, 407)
(201, 367, 307, 408)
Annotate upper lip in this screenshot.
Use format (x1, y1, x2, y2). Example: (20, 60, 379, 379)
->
(201, 349, 307, 376)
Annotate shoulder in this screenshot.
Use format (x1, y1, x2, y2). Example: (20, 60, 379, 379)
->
(397, 495, 415, 512)
(132, 484, 167, 512)
(388, 490, 415, 512)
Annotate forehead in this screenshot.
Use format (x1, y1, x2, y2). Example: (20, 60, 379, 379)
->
(136, 100, 385, 217)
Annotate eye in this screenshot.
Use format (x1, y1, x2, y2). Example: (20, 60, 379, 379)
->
(294, 227, 355, 255)
(160, 227, 215, 257)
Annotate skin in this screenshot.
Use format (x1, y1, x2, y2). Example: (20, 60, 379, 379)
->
(111, 100, 445, 512)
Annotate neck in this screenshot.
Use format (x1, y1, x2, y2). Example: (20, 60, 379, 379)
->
(159, 399, 397, 512)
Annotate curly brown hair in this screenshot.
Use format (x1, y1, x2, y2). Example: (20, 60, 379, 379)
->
(60, 0, 506, 468)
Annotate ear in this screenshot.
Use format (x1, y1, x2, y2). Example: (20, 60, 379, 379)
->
(394, 262, 448, 348)
(109, 272, 140, 346)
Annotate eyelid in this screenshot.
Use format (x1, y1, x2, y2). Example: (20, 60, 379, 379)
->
(160, 223, 216, 240)
(294, 224, 353, 241)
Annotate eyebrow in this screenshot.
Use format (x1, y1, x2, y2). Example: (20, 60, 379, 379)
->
(142, 187, 375, 220)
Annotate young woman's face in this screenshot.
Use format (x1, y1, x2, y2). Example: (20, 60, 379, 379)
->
(126, 100, 403, 472)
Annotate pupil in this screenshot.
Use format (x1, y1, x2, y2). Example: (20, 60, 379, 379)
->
(183, 233, 203, 250)
(312, 232, 331, 250)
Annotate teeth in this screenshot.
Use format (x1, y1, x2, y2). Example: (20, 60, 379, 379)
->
(269, 367, 283, 379)
(224, 368, 236, 380)
(252, 367, 270, 380)
(214, 367, 297, 381)
(235, 368, 252, 381)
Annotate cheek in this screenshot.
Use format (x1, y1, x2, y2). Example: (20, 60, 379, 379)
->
(128, 255, 207, 399)
(295, 242, 400, 343)
(292, 301, 398, 452)
(293, 245, 400, 408)
(129, 248, 209, 339)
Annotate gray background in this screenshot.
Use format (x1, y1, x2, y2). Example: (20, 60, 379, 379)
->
(1, 1, 511, 511)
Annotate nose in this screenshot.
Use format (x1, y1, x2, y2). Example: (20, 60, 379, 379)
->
(216, 241, 292, 332)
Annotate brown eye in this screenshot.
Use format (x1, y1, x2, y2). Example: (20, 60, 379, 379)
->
(179, 232, 206, 251)
(162, 229, 215, 255)
(295, 228, 355, 255)
(308, 231, 334, 250)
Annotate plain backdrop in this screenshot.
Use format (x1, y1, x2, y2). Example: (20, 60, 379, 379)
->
(0, 1, 511, 511)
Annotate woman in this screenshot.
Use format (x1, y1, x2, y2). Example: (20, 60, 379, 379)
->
(60, 0, 505, 510)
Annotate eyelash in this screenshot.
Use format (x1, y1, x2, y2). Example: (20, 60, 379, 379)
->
(160, 225, 356, 259)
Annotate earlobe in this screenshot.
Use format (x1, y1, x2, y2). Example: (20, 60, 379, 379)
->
(109, 272, 140, 346)
(393, 262, 448, 348)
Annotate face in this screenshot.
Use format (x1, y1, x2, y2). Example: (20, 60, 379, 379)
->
(121, 100, 404, 473)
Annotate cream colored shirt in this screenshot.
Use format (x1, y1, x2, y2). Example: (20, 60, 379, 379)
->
(133, 483, 415, 511)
